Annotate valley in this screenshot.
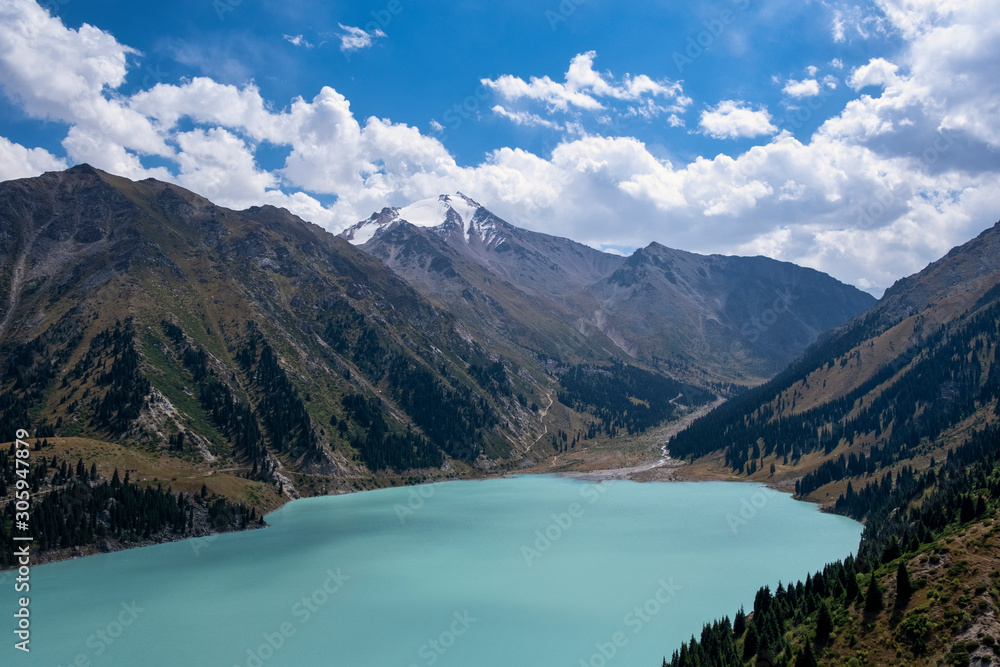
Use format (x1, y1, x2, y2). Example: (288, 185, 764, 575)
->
(1, 165, 999, 667)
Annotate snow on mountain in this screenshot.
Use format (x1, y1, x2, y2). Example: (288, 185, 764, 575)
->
(341, 193, 502, 246)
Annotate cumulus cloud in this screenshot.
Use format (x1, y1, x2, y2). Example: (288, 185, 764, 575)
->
(0, 136, 66, 180)
(782, 78, 821, 98)
(482, 51, 689, 120)
(698, 100, 778, 139)
(337, 24, 384, 53)
(1, 0, 999, 296)
(847, 57, 900, 90)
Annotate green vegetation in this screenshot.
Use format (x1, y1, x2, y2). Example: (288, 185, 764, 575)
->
(0, 447, 258, 567)
(558, 360, 713, 437)
(661, 425, 1000, 666)
(669, 294, 1000, 475)
(340, 392, 442, 470)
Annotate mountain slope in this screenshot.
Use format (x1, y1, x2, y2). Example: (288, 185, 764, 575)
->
(0, 166, 567, 500)
(668, 219, 1000, 490)
(588, 242, 877, 380)
(343, 194, 876, 383)
(655, 220, 1000, 667)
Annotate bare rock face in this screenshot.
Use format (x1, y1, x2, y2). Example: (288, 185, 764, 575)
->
(346, 195, 876, 383)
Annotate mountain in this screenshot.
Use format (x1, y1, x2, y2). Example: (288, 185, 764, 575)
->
(0, 165, 878, 566)
(658, 220, 1000, 667)
(669, 219, 1000, 489)
(0, 166, 720, 531)
(0, 166, 578, 502)
(342, 194, 876, 383)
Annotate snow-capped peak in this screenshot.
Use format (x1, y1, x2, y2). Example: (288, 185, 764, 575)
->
(341, 193, 503, 246)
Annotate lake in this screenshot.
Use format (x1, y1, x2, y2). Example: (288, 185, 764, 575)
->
(12, 475, 862, 666)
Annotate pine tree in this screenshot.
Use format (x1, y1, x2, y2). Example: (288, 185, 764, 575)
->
(815, 599, 833, 643)
(742, 623, 758, 660)
(795, 641, 817, 667)
(864, 571, 883, 613)
(733, 605, 746, 637)
(960, 494, 976, 522)
(895, 561, 913, 605)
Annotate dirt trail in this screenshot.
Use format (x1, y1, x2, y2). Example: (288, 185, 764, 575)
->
(525, 390, 554, 453)
(559, 396, 725, 482)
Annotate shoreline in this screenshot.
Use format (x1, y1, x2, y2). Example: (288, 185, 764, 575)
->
(7, 398, 812, 571)
(5, 452, 807, 572)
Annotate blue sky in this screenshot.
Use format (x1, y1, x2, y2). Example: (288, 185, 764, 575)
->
(0, 0, 998, 294)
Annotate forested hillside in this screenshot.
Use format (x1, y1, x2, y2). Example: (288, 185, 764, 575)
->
(657, 221, 1000, 666)
(662, 424, 1000, 667)
(671, 221, 1000, 490)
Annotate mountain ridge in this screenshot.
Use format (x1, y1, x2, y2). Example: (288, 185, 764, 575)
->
(343, 193, 877, 383)
(658, 218, 1000, 667)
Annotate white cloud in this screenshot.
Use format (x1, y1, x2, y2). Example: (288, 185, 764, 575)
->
(0, 135, 66, 180)
(481, 51, 689, 117)
(0, 0, 134, 120)
(283, 34, 313, 48)
(847, 57, 900, 90)
(1, 0, 1000, 297)
(832, 10, 846, 42)
(491, 105, 563, 130)
(699, 100, 778, 139)
(337, 24, 384, 53)
(782, 79, 821, 98)
(830, 4, 889, 42)
(482, 72, 604, 112)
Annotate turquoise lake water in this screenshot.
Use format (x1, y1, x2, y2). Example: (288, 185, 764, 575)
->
(8, 476, 862, 666)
